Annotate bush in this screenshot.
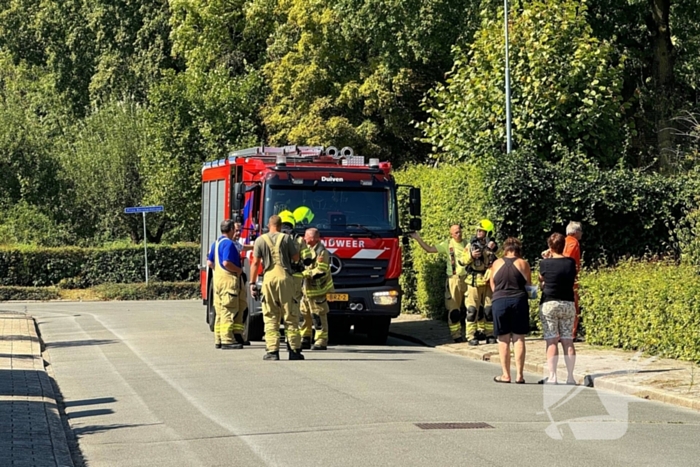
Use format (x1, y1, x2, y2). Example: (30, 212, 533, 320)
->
(93, 282, 200, 300)
(0, 286, 60, 301)
(580, 261, 700, 362)
(0, 243, 199, 287)
(395, 163, 489, 318)
(488, 150, 694, 264)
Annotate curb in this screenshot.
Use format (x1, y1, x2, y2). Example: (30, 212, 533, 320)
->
(26, 315, 75, 467)
(390, 327, 700, 412)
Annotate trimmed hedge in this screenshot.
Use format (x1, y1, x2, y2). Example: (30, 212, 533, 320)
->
(93, 282, 200, 300)
(0, 286, 60, 301)
(0, 243, 199, 287)
(395, 163, 489, 318)
(0, 282, 200, 301)
(580, 261, 700, 362)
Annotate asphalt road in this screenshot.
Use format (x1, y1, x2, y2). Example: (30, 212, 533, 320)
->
(4, 301, 700, 467)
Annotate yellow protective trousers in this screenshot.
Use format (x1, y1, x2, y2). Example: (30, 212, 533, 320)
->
(261, 235, 301, 352)
(445, 275, 468, 339)
(302, 296, 329, 346)
(213, 242, 241, 346)
(232, 278, 247, 337)
(465, 283, 493, 339)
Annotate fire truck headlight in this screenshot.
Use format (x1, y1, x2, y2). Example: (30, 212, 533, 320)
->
(373, 290, 399, 305)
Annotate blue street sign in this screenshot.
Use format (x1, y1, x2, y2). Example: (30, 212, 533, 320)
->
(124, 205, 164, 214)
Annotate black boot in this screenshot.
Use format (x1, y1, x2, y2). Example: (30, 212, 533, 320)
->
(215, 343, 222, 349)
(453, 337, 466, 344)
(221, 343, 243, 350)
(311, 344, 327, 350)
(263, 350, 280, 360)
(301, 337, 312, 350)
(234, 334, 245, 345)
(486, 336, 497, 345)
(289, 349, 305, 360)
(468, 338, 479, 346)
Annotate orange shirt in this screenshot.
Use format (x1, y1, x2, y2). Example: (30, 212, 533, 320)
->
(563, 235, 581, 272)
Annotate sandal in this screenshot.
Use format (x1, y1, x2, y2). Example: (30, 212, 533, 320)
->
(515, 379, 525, 384)
(538, 377, 558, 385)
(493, 376, 511, 384)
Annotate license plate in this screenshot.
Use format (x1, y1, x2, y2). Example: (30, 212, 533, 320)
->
(327, 293, 349, 302)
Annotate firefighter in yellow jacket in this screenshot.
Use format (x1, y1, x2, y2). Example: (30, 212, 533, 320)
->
(279, 210, 313, 349)
(249, 215, 304, 361)
(461, 219, 498, 346)
(292, 206, 318, 349)
(301, 228, 334, 350)
(410, 225, 469, 343)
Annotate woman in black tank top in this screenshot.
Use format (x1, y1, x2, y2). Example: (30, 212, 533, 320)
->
(490, 237, 532, 384)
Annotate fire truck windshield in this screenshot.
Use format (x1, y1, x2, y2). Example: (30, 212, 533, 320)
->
(263, 185, 397, 234)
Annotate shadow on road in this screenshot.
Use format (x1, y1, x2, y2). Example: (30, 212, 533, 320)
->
(46, 339, 117, 349)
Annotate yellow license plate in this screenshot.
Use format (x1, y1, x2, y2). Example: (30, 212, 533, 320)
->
(327, 293, 349, 302)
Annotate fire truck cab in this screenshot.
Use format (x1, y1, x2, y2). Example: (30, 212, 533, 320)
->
(199, 145, 421, 345)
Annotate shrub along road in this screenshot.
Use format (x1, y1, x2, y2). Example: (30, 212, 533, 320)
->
(2, 301, 700, 467)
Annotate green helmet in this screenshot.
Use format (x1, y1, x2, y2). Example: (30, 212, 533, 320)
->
(293, 206, 315, 224)
(279, 210, 296, 228)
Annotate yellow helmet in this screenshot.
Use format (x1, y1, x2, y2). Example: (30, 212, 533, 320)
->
(279, 210, 296, 228)
(293, 206, 315, 224)
(477, 219, 495, 234)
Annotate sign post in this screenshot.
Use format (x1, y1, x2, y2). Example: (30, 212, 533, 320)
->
(124, 205, 164, 284)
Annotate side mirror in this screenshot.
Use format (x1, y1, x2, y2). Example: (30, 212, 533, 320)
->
(231, 182, 246, 212)
(409, 187, 421, 217)
(409, 217, 422, 231)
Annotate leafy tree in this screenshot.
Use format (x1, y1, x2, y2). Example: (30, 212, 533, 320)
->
(420, 0, 629, 166)
(142, 67, 264, 242)
(58, 100, 152, 243)
(0, 53, 67, 212)
(258, 0, 481, 164)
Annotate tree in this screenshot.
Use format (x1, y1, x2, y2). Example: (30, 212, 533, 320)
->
(257, 0, 481, 165)
(142, 67, 264, 242)
(420, 0, 629, 166)
(58, 100, 151, 243)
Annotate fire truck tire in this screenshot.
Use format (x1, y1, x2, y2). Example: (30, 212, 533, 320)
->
(248, 313, 264, 342)
(328, 315, 350, 345)
(207, 281, 216, 332)
(367, 316, 391, 345)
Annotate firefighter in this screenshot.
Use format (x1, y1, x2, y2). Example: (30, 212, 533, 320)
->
(301, 228, 334, 350)
(292, 206, 316, 347)
(207, 219, 244, 350)
(462, 219, 498, 346)
(279, 210, 313, 349)
(410, 225, 470, 343)
(249, 215, 304, 361)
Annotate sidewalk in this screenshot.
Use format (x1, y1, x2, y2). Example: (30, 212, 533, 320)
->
(0, 310, 74, 467)
(390, 314, 700, 412)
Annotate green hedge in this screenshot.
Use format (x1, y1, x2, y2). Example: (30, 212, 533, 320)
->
(93, 282, 200, 300)
(0, 282, 199, 301)
(395, 163, 489, 318)
(580, 261, 700, 362)
(0, 243, 199, 287)
(488, 151, 698, 264)
(0, 286, 60, 301)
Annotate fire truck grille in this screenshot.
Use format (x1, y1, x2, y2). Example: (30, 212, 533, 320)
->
(332, 259, 388, 287)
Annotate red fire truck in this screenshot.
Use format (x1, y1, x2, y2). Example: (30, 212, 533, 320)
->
(199, 145, 421, 344)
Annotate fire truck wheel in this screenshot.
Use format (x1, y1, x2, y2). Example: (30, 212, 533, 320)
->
(207, 281, 216, 332)
(247, 313, 264, 342)
(328, 315, 350, 345)
(367, 316, 391, 345)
